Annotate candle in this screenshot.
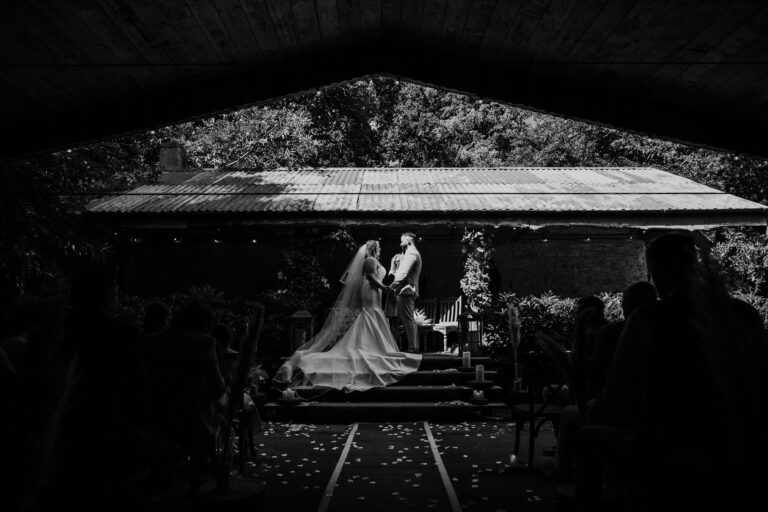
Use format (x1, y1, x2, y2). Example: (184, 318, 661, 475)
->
(282, 389, 295, 400)
(462, 351, 471, 368)
(475, 364, 485, 382)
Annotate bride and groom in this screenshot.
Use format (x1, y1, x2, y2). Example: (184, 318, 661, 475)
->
(276, 232, 423, 391)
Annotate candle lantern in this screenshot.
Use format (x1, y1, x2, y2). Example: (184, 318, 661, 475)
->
(289, 309, 314, 352)
(459, 309, 483, 354)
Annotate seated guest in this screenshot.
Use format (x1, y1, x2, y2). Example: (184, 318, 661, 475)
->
(212, 322, 238, 387)
(587, 282, 658, 399)
(553, 282, 657, 482)
(31, 263, 150, 511)
(144, 303, 227, 467)
(570, 296, 606, 400)
(584, 233, 765, 508)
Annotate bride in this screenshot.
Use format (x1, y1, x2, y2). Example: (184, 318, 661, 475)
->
(275, 240, 422, 391)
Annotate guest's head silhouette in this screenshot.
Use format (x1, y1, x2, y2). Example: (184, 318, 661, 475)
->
(645, 233, 698, 298)
(621, 281, 657, 318)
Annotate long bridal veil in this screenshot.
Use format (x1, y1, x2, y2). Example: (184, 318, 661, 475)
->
(274, 245, 367, 388)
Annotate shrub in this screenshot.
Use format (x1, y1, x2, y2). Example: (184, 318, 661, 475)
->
(482, 290, 622, 363)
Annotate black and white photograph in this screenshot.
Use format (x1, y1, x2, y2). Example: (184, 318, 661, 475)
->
(1, 2, 767, 511)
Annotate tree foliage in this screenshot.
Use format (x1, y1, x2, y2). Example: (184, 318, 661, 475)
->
(2, 76, 768, 301)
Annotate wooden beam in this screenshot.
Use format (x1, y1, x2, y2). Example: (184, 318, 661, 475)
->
(3, 42, 768, 160)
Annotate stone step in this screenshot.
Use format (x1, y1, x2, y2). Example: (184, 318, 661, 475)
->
(264, 401, 508, 422)
(417, 354, 495, 370)
(278, 354, 495, 371)
(289, 384, 506, 403)
(394, 370, 499, 386)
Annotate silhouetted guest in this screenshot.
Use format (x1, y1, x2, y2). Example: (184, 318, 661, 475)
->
(143, 301, 170, 336)
(553, 282, 658, 482)
(212, 322, 238, 386)
(588, 282, 658, 398)
(588, 233, 765, 508)
(143, 303, 226, 467)
(571, 296, 606, 397)
(31, 263, 150, 511)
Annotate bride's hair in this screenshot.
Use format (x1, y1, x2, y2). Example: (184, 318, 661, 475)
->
(365, 240, 380, 258)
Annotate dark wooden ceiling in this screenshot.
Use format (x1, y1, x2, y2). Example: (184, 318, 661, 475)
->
(2, 0, 768, 160)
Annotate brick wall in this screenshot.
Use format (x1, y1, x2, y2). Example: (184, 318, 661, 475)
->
(494, 232, 648, 296)
(122, 225, 648, 301)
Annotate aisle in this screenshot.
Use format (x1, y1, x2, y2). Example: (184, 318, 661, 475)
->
(324, 422, 455, 511)
(248, 421, 558, 512)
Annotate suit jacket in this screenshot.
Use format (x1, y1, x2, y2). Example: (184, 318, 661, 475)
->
(391, 245, 422, 296)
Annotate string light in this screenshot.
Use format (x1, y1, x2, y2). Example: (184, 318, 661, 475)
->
(129, 236, 141, 244)
(251, 239, 258, 244)
(213, 238, 221, 244)
(172, 237, 181, 244)
(585, 237, 591, 242)
(542, 238, 548, 243)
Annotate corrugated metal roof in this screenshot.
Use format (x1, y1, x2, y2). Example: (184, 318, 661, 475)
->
(87, 167, 767, 225)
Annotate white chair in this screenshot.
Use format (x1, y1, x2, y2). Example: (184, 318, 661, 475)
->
(432, 296, 462, 353)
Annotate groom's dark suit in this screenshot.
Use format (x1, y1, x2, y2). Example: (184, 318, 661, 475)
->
(390, 244, 422, 351)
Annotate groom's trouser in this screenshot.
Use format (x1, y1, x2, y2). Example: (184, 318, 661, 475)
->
(396, 295, 418, 350)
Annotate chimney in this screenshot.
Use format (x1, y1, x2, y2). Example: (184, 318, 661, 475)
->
(159, 141, 186, 170)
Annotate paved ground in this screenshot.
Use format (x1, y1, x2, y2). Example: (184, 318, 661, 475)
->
(239, 420, 560, 512)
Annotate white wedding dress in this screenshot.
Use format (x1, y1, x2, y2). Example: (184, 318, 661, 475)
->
(275, 247, 421, 392)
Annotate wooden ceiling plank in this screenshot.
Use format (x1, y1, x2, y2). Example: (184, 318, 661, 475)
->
(400, 0, 426, 41)
(185, 0, 244, 63)
(636, 0, 731, 63)
(607, 0, 732, 95)
(541, 0, 609, 59)
(522, 0, 580, 59)
(98, 0, 180, 64)
(584, 0, 665, 62)
(68, 4, 155, 91)
(360, 0, 383, 39)
(290, 0, 324, 49)
(12, 1, 132, 106)
(126, 0, 217, 88)
(337, 0, 363, 43)
(314, 0, 343, 48)
(155, 1, 222, 63)
(420, 0, 449, 41)
(669, 6, 768, 107)
(440, 0, 474, 52)
(476, 0, 524, 58)
(0, 32, 73, 115)
(496, 0, 550, 61)
(460, 0, 498, 52)
(714, 64, 768, 121)
(637, 1, 760, 98)
(239, 0, 284, 58)
(213, 0, 266, 61)
(264, 0, 301, 54)
(566, 0, 636, 60)
(381, 0, 403, 35)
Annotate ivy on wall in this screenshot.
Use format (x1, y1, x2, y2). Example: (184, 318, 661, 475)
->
(459, 228, 495, 312)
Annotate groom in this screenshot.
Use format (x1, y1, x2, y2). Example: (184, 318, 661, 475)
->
(389, 232, 422, 353)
